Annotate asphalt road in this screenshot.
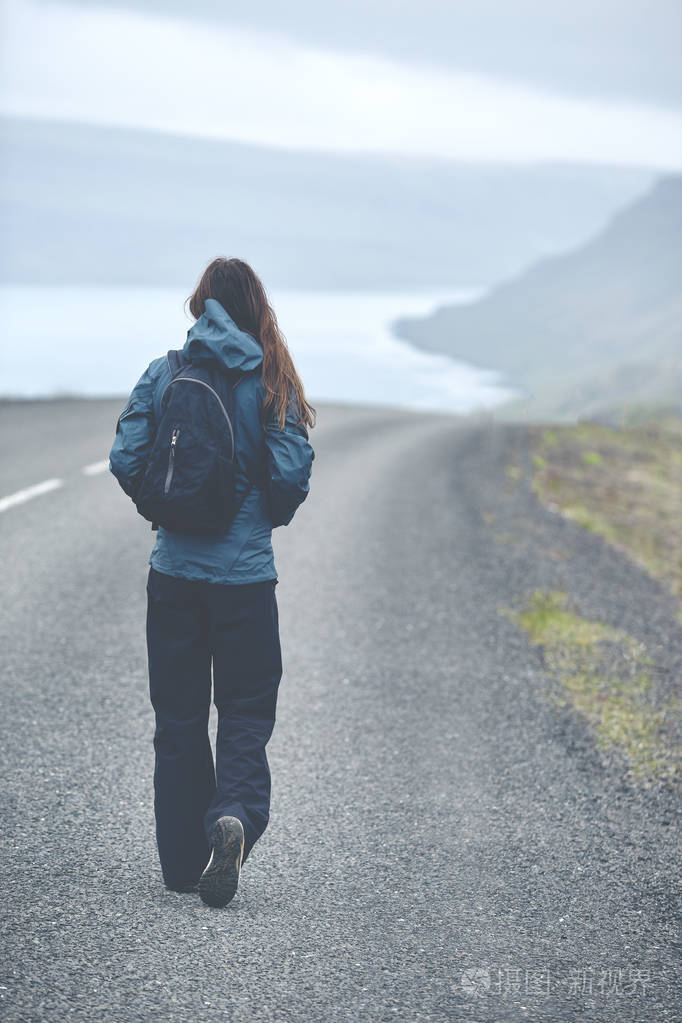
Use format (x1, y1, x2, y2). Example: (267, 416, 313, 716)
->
(0, 398, 680, 1023)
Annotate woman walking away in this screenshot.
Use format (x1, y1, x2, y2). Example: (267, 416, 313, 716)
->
(109, 258, 315, 907)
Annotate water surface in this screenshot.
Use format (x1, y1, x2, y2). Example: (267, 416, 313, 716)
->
(0, 285, 516, 413)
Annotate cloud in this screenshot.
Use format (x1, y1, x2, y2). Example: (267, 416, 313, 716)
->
(2, 0, 681, 168)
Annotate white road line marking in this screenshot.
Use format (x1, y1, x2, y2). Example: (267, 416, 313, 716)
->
(0, 478, 64, 513)
(82, 460, 110, 476)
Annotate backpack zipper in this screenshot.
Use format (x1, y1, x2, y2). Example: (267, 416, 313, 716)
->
(164, 427, 180, 494)
(163, 377, 235, 459)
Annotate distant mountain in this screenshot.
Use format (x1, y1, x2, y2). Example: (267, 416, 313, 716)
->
(0, 116, 654, 290)
(393, 176, 682, 421)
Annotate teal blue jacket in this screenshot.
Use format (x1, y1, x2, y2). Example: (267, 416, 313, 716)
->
(109, 299, 315, 584)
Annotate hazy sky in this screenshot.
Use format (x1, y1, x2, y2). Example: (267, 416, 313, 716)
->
(2, 0, 681, 168)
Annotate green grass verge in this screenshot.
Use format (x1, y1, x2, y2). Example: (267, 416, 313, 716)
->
(502, 590, 680, 786)
(527, 414, 682, 595)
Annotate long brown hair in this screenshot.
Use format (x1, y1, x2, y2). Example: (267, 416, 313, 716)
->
(185, 257, 316, 431)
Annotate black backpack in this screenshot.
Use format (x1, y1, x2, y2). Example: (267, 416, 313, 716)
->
(134, 349, 262, 536)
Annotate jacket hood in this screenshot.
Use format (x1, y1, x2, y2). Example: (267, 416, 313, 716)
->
(183, 298, 263, 373)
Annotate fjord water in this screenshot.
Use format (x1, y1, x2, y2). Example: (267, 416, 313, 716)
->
(0, 284, 516, 413)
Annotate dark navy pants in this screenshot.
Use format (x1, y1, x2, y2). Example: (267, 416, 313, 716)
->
(145, 565, 282, 888)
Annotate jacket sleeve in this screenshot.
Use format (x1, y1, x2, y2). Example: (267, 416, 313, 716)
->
(109, 363, 157, 501)
(263, 392, 315, 527)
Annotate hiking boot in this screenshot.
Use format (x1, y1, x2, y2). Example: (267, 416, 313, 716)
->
(199, 816, 244, 908)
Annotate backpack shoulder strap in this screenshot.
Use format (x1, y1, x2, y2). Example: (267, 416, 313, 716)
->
(166, 348, 190, 378)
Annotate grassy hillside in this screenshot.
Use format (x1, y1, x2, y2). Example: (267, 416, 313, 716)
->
(0, 115, 654, 289)
(394, 176, 682, 421)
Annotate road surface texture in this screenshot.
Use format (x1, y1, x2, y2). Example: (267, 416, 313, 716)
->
(1, 398, 680, 1023)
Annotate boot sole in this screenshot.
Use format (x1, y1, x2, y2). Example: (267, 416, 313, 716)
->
(199, 816, 244, 908)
